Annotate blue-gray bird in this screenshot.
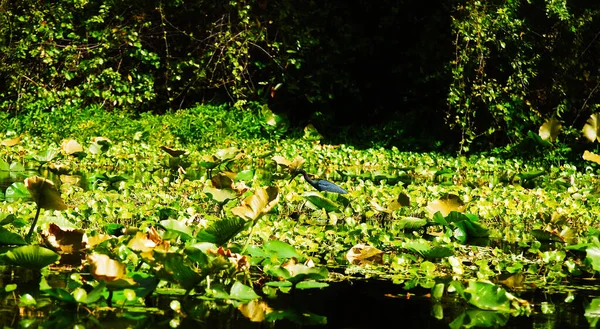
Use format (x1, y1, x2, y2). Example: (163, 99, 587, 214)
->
(290, 169, 348, 194)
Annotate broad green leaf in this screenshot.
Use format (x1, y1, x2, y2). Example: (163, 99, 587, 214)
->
(463, 281, 511, 312)
(302, 192, 339, 212)
(265, 281, 293, 288)
(4, 245, 60, 269)
(5, 182, 31, 201)
(230, 282, 260, 301)
(236, 170, 255, 181)
(586, 246, 600, 272)
(45, 288, 76, 304)
(25, 176, 67, 210)
(585, 297, 600, 327)
(516, 170, 545, 181)
(0, 227, 27, 245)
(86, 280, 106, 304)
(397, 216, 428, 230)
(0, 160, 8, 171)
(32, 148, 59, 163)
(160, 219, 193, 240)
(263, 240, 301, 259)
(9, 162, 25, 172)
(295, 280, 329, 290)
(159, 253, 202, 291)
(203, 186, 237, 204)
(72, 288, 88, 303)
(539, 118, 562, 142)
(266, 263, 328, 283)
(196, 217, 247, 246)
(0, 213, 16, 226)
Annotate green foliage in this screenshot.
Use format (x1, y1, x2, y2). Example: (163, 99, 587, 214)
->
(448, 0, 600, 151)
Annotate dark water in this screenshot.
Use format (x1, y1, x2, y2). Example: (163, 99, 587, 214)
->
(0, 266, 597, 329)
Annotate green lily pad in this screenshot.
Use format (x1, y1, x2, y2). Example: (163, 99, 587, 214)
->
(196, 217, 247, 246)
(160, 219, 194, 240)
(230, 281, 259, 301)
(295, 280, 329, 290)
(263, 240, 301, 260)
(0, 227, 27, 245)
(5, 182, 31, 201)
(302, 192, 339, 212)
(463, 281, 511, 312)
(397, 216, 428, 230)
(4, 245, 60, 270)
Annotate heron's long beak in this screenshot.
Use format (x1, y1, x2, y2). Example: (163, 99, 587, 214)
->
(288, 170, 300, 184)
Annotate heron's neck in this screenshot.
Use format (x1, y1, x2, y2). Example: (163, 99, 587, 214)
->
(298, 169, 315, 185)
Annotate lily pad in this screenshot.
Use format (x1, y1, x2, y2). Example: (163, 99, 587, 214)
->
(196, 217, 248, 246)
(302, 192, 340, 212)
(4, 245, 60, 269)
(25, 176, 67, 210)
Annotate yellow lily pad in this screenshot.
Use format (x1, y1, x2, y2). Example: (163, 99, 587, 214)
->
(25, 176, 68, 210)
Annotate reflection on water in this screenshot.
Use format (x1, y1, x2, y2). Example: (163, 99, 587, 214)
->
(0, 269, 598, 329)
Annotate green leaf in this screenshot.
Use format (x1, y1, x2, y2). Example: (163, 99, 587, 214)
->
(263, 240, 301, 259)
(463, 281, 511, 312)
(86, 281, 106, 304)
(230, 282, 259, 301)
(586, 246, 600, 272)
(160, 219, 193, 240)
(0, 160, 9, 171)
(236, 170, 255, 181)
(295, 280, 329, 289)
(5, 182, 31, 201)
(203, 186, 237, 204)
(265, 281, 293, 288)
(45, 288, 76, 304)
(196, 217, 247, 246)
(397, 216, 428, 230)
(4, 245, 60, 270)
(0, 227, 28, 245)
(302, 192, 339, 212)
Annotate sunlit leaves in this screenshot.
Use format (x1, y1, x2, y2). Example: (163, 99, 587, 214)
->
(1, 134, 22, 147)
(272, 155, 305, 174)
(583, 150, 600, 165)
(87, 253, 128, 282)
(25, 176, 67, 210)
(583, 113, 600, 142)
(538, 118, 562, 142)
(238, 300, 273, 322)
(61, 139, 84, 155)
(345, 243, 383, 265)
(426, 194, 465, 218)
(231, 186, 279, 221)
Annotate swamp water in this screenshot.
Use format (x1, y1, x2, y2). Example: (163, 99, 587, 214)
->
(1, 174, 600, 328)
(0, 267, 598, 329)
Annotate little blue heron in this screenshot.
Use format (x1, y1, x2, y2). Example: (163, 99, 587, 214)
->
(290, 169, 348, 194)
